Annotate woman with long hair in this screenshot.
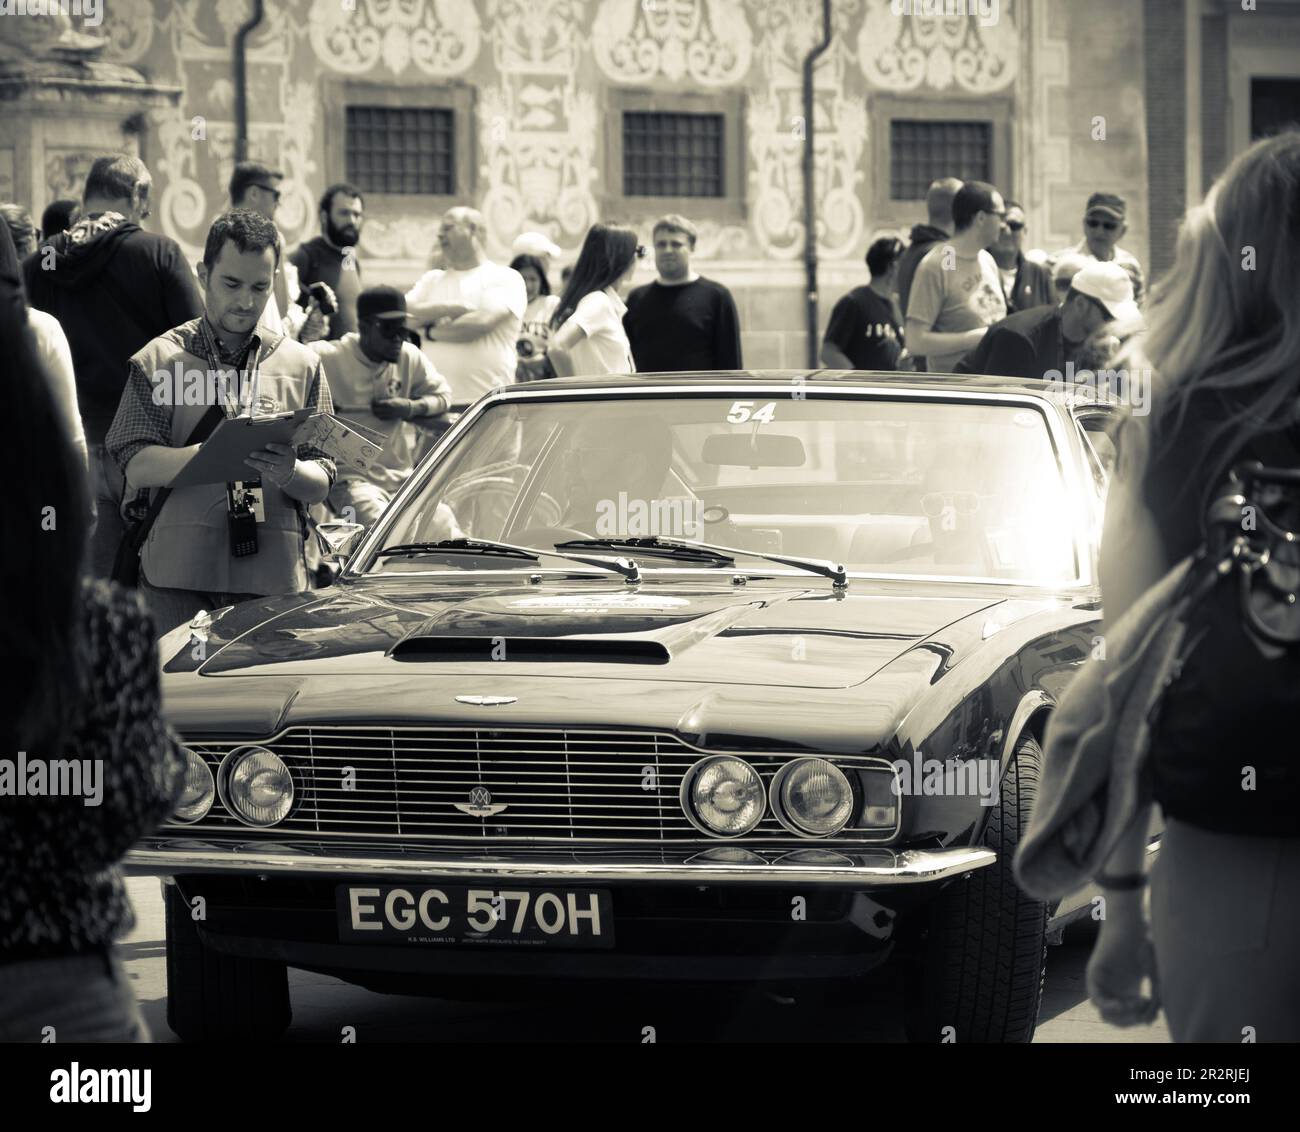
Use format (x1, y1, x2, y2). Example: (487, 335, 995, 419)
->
(1086, 131, 1300, 1041)
(547, 223, 642, 377)
(0, 219, 184, 1041)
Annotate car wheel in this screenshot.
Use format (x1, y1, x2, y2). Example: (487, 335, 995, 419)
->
(164, 883, 291, 1043)
(902, 733, 1048, 1044)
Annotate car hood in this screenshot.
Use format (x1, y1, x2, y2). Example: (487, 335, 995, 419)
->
(178, 577, 1003, 691)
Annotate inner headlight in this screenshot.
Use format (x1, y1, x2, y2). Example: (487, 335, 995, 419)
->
(218, 746, 294, 827)
(773, 758, 854, 836)
(172, 748, 215, 824)
(682, 757, 765, 836)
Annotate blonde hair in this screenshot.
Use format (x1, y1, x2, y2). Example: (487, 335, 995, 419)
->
(1124, 131, 1300, 483)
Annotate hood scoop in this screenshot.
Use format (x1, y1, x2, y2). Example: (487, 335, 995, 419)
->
(390, 635, 670, 664)
(387, 600, 764, 666)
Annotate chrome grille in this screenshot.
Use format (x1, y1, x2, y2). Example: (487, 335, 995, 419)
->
(176, 727, 897, 845)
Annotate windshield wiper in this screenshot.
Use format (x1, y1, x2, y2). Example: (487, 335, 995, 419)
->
(573, 535, 850, 589)
(376, 539, 537, 561)
(373, 538, 643, 583)
(556, 536, 735, 566)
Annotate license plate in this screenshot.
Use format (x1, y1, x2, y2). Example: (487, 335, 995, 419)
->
(336, 885, 614, 949)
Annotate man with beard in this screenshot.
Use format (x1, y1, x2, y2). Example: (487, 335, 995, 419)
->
(290, 183, 364, 340)
(310, 286, 453, 526)
(622, 214, 742, 372)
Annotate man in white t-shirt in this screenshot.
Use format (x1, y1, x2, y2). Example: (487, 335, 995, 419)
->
(405, 207, 526, 408)
(904, 180, 1009, 373)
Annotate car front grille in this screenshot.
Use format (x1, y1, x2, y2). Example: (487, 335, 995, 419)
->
(174, 727, 896, 845)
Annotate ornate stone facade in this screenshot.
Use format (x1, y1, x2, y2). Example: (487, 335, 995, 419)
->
(3, 0, 1150, 363)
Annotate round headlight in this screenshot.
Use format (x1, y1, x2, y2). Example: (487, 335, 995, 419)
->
(172, 748, 215, 824)
(682, 757, 765, 836)
(773, 759, 854, 836)
(218, 747, 294, 827)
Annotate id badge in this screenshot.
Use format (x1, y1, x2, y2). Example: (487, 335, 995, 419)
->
(229, 479, 266, 522)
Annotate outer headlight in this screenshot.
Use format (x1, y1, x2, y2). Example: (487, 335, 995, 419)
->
(218, 746, 294, 828)
(681, 756, 766, 836)
(172, 748, 215, 824)
(773, 758, 854, 836)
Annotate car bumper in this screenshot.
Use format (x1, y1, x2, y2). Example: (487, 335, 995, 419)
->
(126, 837, 995, 887)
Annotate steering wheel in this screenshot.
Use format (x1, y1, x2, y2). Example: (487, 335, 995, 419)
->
(512, 525, 592, 547)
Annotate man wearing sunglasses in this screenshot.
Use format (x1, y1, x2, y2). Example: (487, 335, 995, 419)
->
(1050, 192, 1145, 306)
(229, 161, 331, 344)
(309, 286, 452, 526)
(904, 180, 1009, 374)
(990, 201, 1053, 314)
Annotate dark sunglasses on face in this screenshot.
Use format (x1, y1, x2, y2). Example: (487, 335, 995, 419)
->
(1006, 220, 1025, 232)
(1054, 277, 1073, 291)
(1086, 217, 1119, 232)
(252, 183, 282, 201)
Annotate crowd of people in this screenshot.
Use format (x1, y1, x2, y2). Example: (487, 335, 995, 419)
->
(0, 152, 1149, 641)
(4, 133, 1300, 1043)
(821, 177, 1146, 380)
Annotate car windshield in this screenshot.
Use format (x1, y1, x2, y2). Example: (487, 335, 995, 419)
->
(366, 393, 1083, 584)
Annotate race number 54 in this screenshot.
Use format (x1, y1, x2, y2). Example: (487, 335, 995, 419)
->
(727, 400, 776, 424)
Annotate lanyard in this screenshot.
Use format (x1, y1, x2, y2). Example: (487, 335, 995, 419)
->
(198, 319, 262, 417)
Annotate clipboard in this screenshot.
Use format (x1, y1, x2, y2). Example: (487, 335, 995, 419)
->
(170, 408, 316, 488)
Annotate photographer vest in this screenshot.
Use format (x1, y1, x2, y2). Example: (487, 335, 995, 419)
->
(129, 319, 325, 595)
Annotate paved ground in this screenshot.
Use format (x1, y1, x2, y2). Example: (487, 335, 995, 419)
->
(121, 877, 1170, 1043)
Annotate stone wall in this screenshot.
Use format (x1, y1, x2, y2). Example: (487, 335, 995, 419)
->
(4, 0, 1155, 369)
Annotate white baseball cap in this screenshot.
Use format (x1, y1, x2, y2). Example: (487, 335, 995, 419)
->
(1069, 260, 1140, 325)
(511, 231, 562, 260)
(1051, 251, 1091, 285)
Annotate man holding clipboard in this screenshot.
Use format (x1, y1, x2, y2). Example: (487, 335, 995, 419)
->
(106, 209, 337, 633)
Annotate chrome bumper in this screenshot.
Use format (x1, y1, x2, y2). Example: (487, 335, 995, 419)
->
(124, 837, 995, 887)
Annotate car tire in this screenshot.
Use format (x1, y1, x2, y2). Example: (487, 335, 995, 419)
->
(902, 734, 1048, 1044)
(164, 883, 292, 1043)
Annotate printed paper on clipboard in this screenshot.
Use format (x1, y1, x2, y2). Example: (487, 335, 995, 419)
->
(169, 408, 315, 488)
(295, 413, 385, 474)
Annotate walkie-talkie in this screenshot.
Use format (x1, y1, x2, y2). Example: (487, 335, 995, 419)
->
(227, 480, 261, 558)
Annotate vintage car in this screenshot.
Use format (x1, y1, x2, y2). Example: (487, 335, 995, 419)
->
(129, 371, 1126, 1043)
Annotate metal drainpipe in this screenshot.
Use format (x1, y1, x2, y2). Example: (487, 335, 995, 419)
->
(233, 0, 266, 164)
(801, 0, 833, 368)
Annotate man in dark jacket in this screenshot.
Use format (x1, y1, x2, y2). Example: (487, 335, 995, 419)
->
(955, 261, 1140, 380)
(895, 177, 962, 371)
(990, 201, 1053, 314)
(23, 155, 203, 579)
(289, 183, 364, 341)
